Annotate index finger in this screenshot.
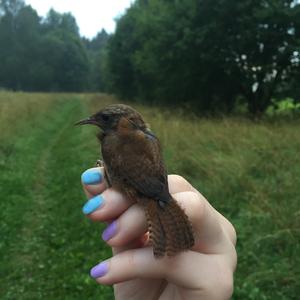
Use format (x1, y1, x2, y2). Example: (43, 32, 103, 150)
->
(81, 169, 195, 199)
(81, 167, 108, 198)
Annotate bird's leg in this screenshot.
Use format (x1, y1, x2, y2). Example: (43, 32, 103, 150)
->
(95, 159, 103, 167)
(104, 168, 112, 187)
(95, 159, 112, 187)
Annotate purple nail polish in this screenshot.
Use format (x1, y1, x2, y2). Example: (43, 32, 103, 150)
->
(90, 261, 109, 278)
(102, 221, 118, 241)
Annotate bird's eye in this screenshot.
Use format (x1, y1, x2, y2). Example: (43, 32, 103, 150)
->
(101, 114, 110, 122)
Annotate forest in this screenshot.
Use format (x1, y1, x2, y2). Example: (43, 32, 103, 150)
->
(0, 0, 109, 92)
(0, 0, 299, 115)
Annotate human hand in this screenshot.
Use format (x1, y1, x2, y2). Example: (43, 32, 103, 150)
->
(81, 167, 237, 300)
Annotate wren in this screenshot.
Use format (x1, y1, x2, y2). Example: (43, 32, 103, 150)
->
(76, 104, 194, 257)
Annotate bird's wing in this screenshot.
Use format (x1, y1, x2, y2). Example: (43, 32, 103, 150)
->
(121, 155, 168, 200)
(103, 132, 169, 200)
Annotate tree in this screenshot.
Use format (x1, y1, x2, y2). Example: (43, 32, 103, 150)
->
(106, 6, 142, 98)
(0, 1, 40, 90)
(43, 9, 79, 36)
(83, 29, 110, 91)
(220, 0, 300, 114)
(0, 3, 90, 92)
(106, 0, 300, 115)
(0, 0, 24, 17)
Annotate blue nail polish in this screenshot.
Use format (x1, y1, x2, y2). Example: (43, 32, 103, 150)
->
(82, 195, 104, 214)
(81, 169, 102, 185)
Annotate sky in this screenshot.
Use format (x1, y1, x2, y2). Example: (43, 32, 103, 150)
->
(24, 0, 133, 38)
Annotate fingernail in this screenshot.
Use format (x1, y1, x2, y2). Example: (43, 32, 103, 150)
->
(90, 261, 109, 278)
(102, 221, 118, 241)
(82, 195, 104, 214)
(81, 169, 102, 185)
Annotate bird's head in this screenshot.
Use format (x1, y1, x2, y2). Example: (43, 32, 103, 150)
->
(75, 104, 147, 132)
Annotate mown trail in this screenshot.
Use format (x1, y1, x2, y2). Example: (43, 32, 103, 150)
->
(0, 95, 113, 299)
(1, 93, 299, 299)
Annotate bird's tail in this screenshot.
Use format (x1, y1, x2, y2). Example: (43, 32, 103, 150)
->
(143, 197, 194, 257)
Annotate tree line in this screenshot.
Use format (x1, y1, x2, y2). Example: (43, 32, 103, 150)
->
(1, 0, 300, 115)
(106, 0, 300, 115)
(0, 0, 108, 92)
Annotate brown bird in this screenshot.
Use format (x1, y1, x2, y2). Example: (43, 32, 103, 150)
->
(76, 104, 194, 257)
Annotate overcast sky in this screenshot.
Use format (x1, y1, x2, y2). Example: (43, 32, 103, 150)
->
(24, 0, 133, 38)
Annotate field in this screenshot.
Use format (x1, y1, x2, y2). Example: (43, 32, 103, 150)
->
(0, 92, 299, 299)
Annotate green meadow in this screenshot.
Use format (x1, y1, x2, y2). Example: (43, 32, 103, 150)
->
(0, 92, 299, 299)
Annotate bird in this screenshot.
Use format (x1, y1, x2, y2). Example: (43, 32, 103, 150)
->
(76, 104, 194, 257)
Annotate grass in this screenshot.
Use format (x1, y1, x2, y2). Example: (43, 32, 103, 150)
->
(0, 92, 299, 299)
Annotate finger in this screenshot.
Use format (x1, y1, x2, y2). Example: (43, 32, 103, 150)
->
(82, 174, 194, 220)
(82, 170, 233, 255)
(102, 190, 234, 256)
(191, 188, 237, 246)
(101, 203, 147, 247)
(81, 167, 107, 198)
(90, 247, 233, 298)
(91, 247, 166, 285)
(217, 211, 237, 246)
(82, 171, 193, 199)
(112, 233, 149, 255)
(174, 191, 233, 255)
(83, 188, 135, 221)
(168, 175, 194, 194)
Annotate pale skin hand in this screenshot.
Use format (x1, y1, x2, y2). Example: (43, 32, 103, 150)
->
(82, 167, 237, 300)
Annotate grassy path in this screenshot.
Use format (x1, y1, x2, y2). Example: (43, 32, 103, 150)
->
(0, 92, 299, 299)
(0, 95, 113, 299)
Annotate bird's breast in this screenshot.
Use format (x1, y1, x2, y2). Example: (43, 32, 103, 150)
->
(102, 130, 153, 154)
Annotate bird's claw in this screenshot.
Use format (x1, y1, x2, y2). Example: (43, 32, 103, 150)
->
(95, 159, 103, 167)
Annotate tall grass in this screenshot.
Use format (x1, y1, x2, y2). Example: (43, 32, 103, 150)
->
(0, 92, 299, 299)
(89, 99, 300, 299)
(0, 92, 53, 140)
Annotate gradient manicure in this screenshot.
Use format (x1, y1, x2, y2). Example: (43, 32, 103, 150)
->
(90, 261, 109, 278)
(81, 169, 102, 185)
(102, 221, 118, 241)
(82, 195, 104, 214)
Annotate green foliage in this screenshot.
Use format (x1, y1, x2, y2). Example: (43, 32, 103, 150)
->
(82, 29, 110, 91)
(267, 97, 300, 116)
(0, 4, 40, 90)
(1, 0, 299, 115)
(106, 0, 300, 115)
(44, 9, 79, 36)
(0, 92, 114, 299)
(0, 92, 299, 299)
(0, 0, 24, 16)
(0, 0, 108, 92)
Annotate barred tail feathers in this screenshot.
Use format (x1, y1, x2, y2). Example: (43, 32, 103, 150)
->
(144, 197, 194, 257)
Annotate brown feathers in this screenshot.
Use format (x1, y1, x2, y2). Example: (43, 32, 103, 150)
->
(77, 104, 195, 257)
(142, 197, 194, 257)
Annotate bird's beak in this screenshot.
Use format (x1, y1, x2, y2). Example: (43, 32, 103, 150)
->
(75, 116, 98, 126)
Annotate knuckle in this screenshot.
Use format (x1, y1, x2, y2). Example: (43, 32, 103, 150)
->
(229, 244, 238, 272)
(169, 174, 191, 187)
(173, 190, 205, 223)
(125, 249, 136, 270)
(213, 263, 234, 299)
(220, 274, 234, 299)
(228, 221, 237, 246)
(88, 213, 101, 222)
(186, 191, 206, 220)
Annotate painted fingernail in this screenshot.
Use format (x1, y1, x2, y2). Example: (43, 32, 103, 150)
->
(90, 261, 109, 278)
(81, 169, 102, 185)
(82, 195, 104, 214)
(102, 221, 118, 241)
